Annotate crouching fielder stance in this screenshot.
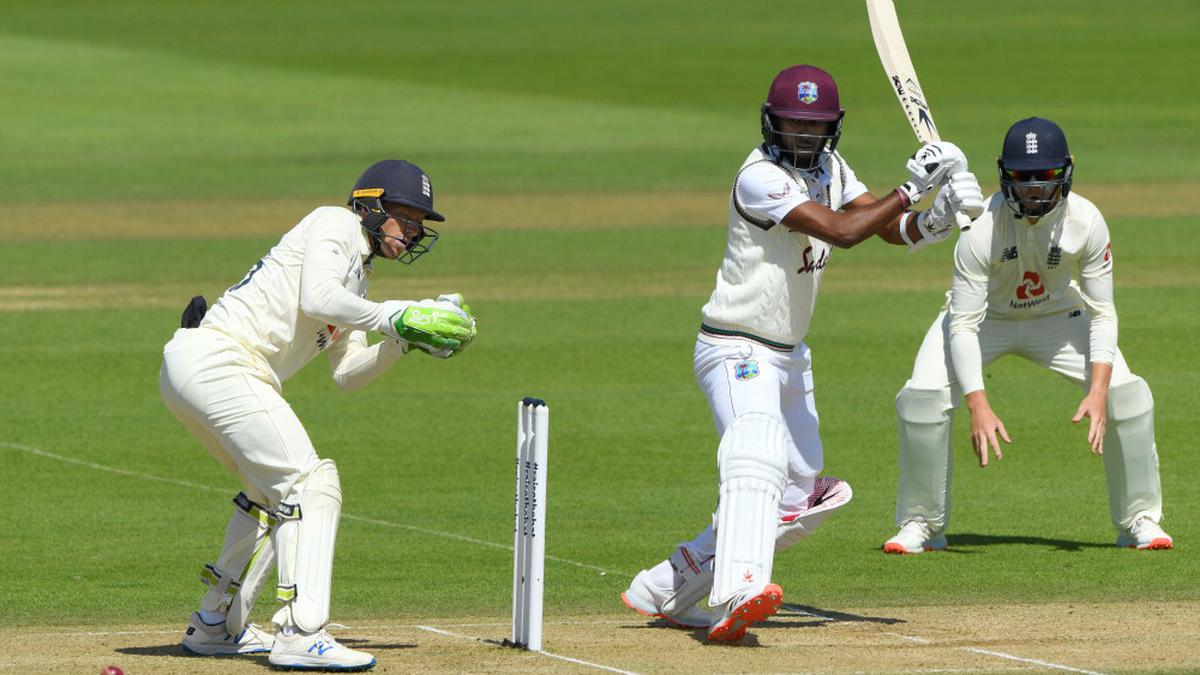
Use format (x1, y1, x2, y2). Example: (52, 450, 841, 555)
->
(160, 160, 477, 671)
(621, 64, 983, 642)
(885, 118, 1172, 554)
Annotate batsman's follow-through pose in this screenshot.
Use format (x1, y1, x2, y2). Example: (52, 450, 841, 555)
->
(621, 64, 985, 642)
(159, 160, 477, 671)
(884, 118, 1173, 554)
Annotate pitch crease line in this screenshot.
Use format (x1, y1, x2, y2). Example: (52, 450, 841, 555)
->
(785, 601, 1102, 675)
(414, 625, 641, 675)
(961, 647, 1107, 675)
(2, 442, 625, 576)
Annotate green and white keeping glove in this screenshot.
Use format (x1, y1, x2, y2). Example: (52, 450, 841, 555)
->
(385, 297, 476, 358)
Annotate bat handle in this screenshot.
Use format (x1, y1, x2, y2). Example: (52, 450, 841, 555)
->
(955, 212, 973, 232)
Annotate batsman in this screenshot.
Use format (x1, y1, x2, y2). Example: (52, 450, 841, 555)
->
(159, 160, 477, 670)
(621, 64, 983, 642)
(884, 118, 1173, 554)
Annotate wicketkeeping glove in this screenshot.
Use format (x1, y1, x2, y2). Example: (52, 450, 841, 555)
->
(389, 300, 475, 357)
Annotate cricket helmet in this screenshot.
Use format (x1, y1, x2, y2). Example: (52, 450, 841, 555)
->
(348, 160, 443, 264)
(997, 117, 1074, 219)
(761, 64, 845, 170)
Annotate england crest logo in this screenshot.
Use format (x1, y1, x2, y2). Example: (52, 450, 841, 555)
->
(1025, 132, 1039, 154)
(797, 81, 819, 105)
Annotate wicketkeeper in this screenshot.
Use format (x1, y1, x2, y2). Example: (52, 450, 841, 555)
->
(160, 160, 477, 670)
(884, 118, 1173, 554)
(620, 64, 984, 642)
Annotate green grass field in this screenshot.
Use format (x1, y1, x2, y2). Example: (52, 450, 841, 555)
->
(2, 2, 1198, 673)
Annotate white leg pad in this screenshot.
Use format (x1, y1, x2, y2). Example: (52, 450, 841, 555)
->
(271, 459, 342, 633)
(895, 386, 953, 532)
(1103, 378, 1163, 530)
(199, 493, 278, 633)
(709, 413, 788, 607)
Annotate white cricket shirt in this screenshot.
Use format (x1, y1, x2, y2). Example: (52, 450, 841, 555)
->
(200, 206, 398, 385)
(948, 191, 1118, 394)
(700, 146, 868, 348)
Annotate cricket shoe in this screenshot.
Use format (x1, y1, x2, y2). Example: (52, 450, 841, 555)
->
(621, 566, 715, 629)
(181, 612, 274, 656)
(268, 629, 376, 671)
(776, 477, 854, 550)
(1116, 517, 1174, 550)
(706, 583, 783, 642)
(883, 519, 948, 555)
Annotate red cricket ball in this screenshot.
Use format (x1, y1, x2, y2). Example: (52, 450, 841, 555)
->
(100, 667, 124, 675)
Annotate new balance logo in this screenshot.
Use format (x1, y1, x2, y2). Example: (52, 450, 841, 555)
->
(1000, 246, 1018, 262)
(308, 640, 334, 656)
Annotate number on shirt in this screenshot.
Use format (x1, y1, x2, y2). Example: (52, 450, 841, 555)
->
(229, 259, 265, 292)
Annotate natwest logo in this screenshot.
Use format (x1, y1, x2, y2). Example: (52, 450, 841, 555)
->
(1016, 271, 1045, 300)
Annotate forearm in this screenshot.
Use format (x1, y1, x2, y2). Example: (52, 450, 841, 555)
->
(782, 190, 908, 248)
(300, 280, 397, 334)
(1087, 361, 1113, 397)
(964, 389, 991, 414)
(331, 338, 407, 391)
(949, 331, 986, 395)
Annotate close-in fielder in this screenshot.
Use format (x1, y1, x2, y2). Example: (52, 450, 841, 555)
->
(884, 117, 1173, 554)
(620, 64, 985, 642)
(160, 160, 477, 671)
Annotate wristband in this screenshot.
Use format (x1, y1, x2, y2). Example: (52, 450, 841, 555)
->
(898, 211, 916, 247)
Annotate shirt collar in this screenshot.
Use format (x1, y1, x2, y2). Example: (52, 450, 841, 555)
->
(358, 225, 375, 260)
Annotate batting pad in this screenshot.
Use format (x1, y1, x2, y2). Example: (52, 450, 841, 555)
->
(272, 459, 343, 633)
(1103, 377, 1163, 530)
(894, 386, 953, 532)
(710, 413, 788, 607)
(199, 492, 278, 632)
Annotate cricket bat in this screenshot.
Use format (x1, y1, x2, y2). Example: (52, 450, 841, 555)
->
(867, 0, 982, 223)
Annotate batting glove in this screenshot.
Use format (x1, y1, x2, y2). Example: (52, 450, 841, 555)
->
(897, 141, 966, 207)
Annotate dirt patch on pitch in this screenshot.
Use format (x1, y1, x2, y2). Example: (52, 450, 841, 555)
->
(2, 181, 1197, 241)
(10, 601, 1198, 674)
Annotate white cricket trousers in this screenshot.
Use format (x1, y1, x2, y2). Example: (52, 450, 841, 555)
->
(896, 308, 1162, 532)
(909, 309, 1136, 393)
(694, 337, 824, 517)
(159, 327, 319, 508)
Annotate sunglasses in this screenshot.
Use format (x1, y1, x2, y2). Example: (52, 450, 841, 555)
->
(1003, 167, 1065, 182)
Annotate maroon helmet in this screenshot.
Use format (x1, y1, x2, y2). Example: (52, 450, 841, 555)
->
(760, 65, 845, 170)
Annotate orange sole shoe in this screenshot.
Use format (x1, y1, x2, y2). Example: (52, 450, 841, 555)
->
(707, 584, 783, 642)
(1141, 538, 1174, 550)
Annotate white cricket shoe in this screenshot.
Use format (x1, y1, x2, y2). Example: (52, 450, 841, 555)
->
(883, 519, 948, 555)
(621, 567, 715, 629)
(181, 612, 274, 656)
(1116, 517, 1174, 550)
(268, 629, 376, 671)
(707, 583, 783, 642)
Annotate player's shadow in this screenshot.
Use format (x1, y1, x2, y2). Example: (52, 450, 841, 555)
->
(778, 605, 905, 626)
(116, 644, 272, 668)
(945, 533, 1108, 552)
(337, 637, 417, 650)
(666, 605, 904, 645)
